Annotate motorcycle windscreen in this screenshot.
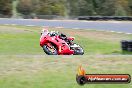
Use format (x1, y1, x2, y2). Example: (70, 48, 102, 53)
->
(40, 32, 49, 41)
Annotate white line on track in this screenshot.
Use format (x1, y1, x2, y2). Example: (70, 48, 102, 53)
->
(125, 33, 132, 35)
(4, 24, 10, 25)
(110, 31, 116, 32)
(72, 28, 80, 29)
(55, 27, 64, 29)
(41, 26, 49, 28)
(26, 25, 35, 26)
(11, 24, 17, 26)
(117, 32, 123, 34)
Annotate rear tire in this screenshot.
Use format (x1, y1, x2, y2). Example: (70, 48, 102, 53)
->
(43, 43, 58, 55)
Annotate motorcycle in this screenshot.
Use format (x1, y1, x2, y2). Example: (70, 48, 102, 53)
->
(40, 29, 84, 55)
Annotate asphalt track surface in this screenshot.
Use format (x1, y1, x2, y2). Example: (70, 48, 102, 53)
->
(0, 18, 132, 34)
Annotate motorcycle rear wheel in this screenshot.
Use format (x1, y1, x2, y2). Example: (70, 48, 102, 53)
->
(43, 43, 58, 55)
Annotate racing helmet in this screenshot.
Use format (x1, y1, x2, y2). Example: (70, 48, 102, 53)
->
(50, 31, 58, 36)
(41, 28, 49, 35)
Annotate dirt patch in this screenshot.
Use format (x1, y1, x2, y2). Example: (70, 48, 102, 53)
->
(0, 26, 33, 34)
(0, 55, 132, 76)
(47, 27, 130, 42)
(74, 30, 129, 42)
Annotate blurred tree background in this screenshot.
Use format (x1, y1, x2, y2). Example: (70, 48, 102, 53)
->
(0, 0, 132, 17)
(0, 0, 12, 17)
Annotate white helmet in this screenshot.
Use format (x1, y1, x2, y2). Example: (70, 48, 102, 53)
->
(41, 28, 49, 35)
(50, 31, 59, 36)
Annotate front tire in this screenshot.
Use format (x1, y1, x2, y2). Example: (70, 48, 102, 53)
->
(43, 43, 58, 55)
(74, 47, 84, 55)
(71, 44, 84, 55)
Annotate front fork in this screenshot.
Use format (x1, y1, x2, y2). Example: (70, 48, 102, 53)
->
(58, 44, 74, 55)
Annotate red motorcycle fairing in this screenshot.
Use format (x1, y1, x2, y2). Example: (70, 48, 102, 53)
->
(40, 34, 74, 55)
(67, 37, 75, 41)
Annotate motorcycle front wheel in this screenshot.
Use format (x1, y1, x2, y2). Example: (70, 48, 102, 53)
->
(73, 44, 84, 55)
(43, 43, 58, 55)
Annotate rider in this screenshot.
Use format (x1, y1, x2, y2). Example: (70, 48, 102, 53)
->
(41, 28, 49, 36)
(59, 33, 73, 45)
(41, 28, 72, 45)
(50, 31, 73, 45)
(50, 31, 59, 37)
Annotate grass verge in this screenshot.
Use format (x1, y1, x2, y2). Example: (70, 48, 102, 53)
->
(0, 25, 132, 88)
(0, 25, 132, 55)
(0, 55, 131, 88)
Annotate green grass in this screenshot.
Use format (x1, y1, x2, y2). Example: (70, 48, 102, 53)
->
(75, 36, 120, 54)
(0, 25, 132, 88)
(0, 25, 132, 55)
(0, 55, 131, 88)
(0, 25, 42, 55)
